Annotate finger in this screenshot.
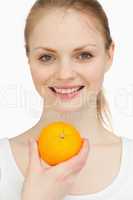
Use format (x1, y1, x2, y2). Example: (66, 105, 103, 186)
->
(27, 138, 43, 172)
(49, 138, 90, 179)
(64, 138, 90, 170)
(64, 139, 90, 177)
(35, 138, 52, 169)
(40, 158, 52, 170)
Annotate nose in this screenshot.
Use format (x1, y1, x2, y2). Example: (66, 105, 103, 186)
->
(55, 61, 76, 81)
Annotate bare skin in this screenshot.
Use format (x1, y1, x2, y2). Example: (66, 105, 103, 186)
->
(8, 8, 122, 196)
(9, 127, 122, 195)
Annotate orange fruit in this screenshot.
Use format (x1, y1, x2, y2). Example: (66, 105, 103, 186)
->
(37, 121, 83, 166)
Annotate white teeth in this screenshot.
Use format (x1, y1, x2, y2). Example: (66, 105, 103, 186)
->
(54, 87, 80, 94)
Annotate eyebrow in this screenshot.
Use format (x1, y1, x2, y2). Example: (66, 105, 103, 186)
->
(31, 43, 97, 53)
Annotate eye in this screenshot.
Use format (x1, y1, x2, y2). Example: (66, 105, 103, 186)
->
(38, 54, 55, 63)
(77, 51, 93, 61)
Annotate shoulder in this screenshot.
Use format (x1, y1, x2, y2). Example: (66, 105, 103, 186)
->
(0, 135, 28, 156)
(0, 133, 32, 180)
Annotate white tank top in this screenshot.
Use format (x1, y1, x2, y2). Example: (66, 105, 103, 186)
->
(0, 136, 133, 200)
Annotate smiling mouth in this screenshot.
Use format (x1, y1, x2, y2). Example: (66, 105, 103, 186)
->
(48, 85, 85, 101)
(49, 86, 85, 94)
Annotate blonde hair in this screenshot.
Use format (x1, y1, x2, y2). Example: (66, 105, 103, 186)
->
(24, 0, 114, 132)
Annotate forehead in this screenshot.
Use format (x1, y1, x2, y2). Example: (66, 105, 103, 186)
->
(29, 8, 104, 49)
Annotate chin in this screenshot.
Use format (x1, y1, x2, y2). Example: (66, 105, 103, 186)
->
(53, 103, 84, 113)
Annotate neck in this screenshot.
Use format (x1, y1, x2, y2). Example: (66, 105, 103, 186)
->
(32, 98, 109, 146)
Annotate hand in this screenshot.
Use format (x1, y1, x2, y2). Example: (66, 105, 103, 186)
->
(21, 137, 89, 200)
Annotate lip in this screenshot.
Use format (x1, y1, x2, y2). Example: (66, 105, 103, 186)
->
(48, 86, 85, 101)
(49, 85, 84, 89)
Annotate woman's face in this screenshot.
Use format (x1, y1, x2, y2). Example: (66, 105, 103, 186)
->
(27, 8, 114, 112)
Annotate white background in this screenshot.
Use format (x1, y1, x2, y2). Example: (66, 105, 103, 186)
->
(0, 0, 133, 139)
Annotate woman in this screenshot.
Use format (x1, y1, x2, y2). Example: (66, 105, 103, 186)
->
(0, 0, 133, 199)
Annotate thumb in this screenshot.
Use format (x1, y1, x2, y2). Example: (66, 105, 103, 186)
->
(27, 137, 51, 172)
(27, 137, 42, 172)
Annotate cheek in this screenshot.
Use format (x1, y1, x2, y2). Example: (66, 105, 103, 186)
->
(84, 64, 105, 94)
(29, 67, 52, 97)
(30, 68, 50, 85)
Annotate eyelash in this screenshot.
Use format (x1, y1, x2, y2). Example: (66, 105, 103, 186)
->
(38, 51, 93, 64)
